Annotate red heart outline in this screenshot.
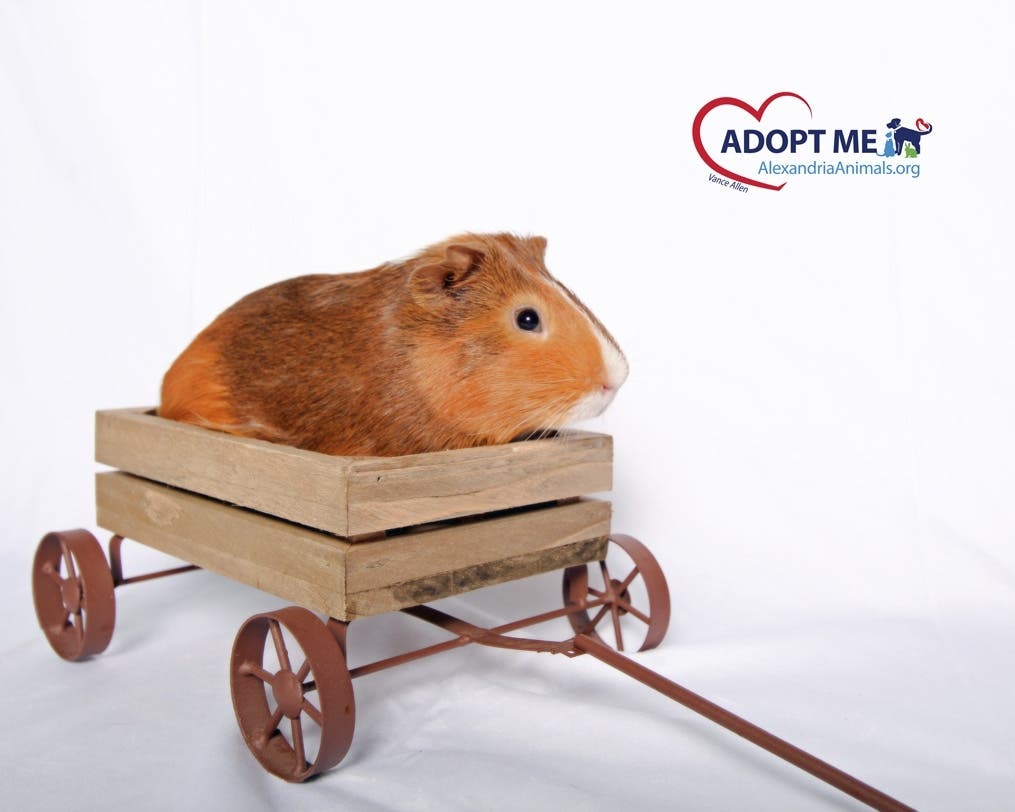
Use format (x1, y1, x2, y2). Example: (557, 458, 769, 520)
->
(692, 92, 813, 192)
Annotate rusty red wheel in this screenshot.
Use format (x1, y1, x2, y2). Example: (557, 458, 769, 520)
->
(32, 529, 116, 661)
(563, 534, 670, 652)
(231, 606, 355, 782)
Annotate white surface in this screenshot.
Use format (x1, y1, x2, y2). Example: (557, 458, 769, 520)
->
(2, 2, 1013, 810)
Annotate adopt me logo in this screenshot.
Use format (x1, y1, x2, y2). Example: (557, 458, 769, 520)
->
(692, 92, 932, 192)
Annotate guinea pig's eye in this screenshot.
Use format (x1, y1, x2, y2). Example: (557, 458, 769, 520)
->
(515, 307, 541, 332)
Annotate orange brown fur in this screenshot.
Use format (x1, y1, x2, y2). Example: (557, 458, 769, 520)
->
(159, 233, 624, 456)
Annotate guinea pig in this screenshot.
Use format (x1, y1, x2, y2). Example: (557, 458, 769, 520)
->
(158, 233, 627, 456)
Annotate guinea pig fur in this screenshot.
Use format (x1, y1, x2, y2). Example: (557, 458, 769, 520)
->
(158, 233, 628, 456)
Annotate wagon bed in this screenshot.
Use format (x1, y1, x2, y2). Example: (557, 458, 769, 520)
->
(94, 408, 613, 620)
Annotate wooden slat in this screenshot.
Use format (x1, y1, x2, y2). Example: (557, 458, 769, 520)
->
(95, 407, 353, 534)
(346, 433, 612, 535)
(95, 470, 350, 617)
(95, 408, 613, 537)
(344, 499, 611, 616)
(95, 472, 611, 620)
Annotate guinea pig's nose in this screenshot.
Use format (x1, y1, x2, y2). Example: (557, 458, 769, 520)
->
(601, 348, 629, 392)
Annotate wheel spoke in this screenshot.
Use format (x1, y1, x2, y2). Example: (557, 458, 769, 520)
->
(616, 598, 651, 625)
(44, 565, 64, 588)
(618, 566, 641, 593)
(268, 704, 285, 734)
(291, 717, 307, 771)
(269, 620, 292, 672)
(238, 660, 275, 684)
(302, 698, 324, 727)
(295, 659, 312, 683)
(48, 612, 71, 635)
(610, 604, 625, 652)
(61, 543, 78, 581)
(580, 604, 610, 634)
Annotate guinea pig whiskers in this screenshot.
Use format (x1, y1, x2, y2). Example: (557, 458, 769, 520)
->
(516, 397, 575, 444)
(501, 401, 564, 445)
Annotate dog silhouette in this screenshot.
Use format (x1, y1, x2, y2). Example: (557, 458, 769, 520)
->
(887, 117, 932, 156)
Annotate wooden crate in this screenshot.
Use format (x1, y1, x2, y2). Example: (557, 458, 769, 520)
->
(96, 408, 613, 538)
(93, 409, 614, 620)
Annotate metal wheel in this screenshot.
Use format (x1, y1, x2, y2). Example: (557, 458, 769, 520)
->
(231, 606, 355, 782)
(32, 529, 116, 661)
(563, 534, 670, 652)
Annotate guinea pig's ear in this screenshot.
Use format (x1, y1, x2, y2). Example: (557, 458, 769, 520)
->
(444, 244, 485, 283)
(526, 236, 548, 260)
(411, 243, 485, 299)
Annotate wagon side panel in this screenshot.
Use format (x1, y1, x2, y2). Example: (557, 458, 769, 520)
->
(343, 499, 612, 618)
(95, 408, 353, 535)
(95, 471, 351, 618)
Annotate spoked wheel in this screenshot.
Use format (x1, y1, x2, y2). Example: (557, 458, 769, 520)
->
(563, 534, 671, 652)
(231, 606, 355, 782)
(32, 529, 116, 661)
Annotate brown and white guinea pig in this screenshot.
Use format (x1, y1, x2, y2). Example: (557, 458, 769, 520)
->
(158, 233, 627, 456)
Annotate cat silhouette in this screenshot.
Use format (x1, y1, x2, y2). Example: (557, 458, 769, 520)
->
(876, 131, 897, 158)
(887, 117, 932, 156)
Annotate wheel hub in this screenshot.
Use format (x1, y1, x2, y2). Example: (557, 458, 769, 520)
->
(271, 669, 305, 719)
(608, 579, 631, 615)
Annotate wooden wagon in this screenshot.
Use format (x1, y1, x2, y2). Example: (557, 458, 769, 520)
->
(31, 408, 912, 811)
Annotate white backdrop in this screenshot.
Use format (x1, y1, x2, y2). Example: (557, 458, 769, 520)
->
(2, 2, 1013, 810)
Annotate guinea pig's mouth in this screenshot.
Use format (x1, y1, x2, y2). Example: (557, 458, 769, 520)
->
(565, 385, 620, 423)
(564, 346, 628, 425)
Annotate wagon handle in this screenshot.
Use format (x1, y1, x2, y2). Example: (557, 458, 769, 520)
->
(573, 633, 916, 812)
(391, 605, 915, 811)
